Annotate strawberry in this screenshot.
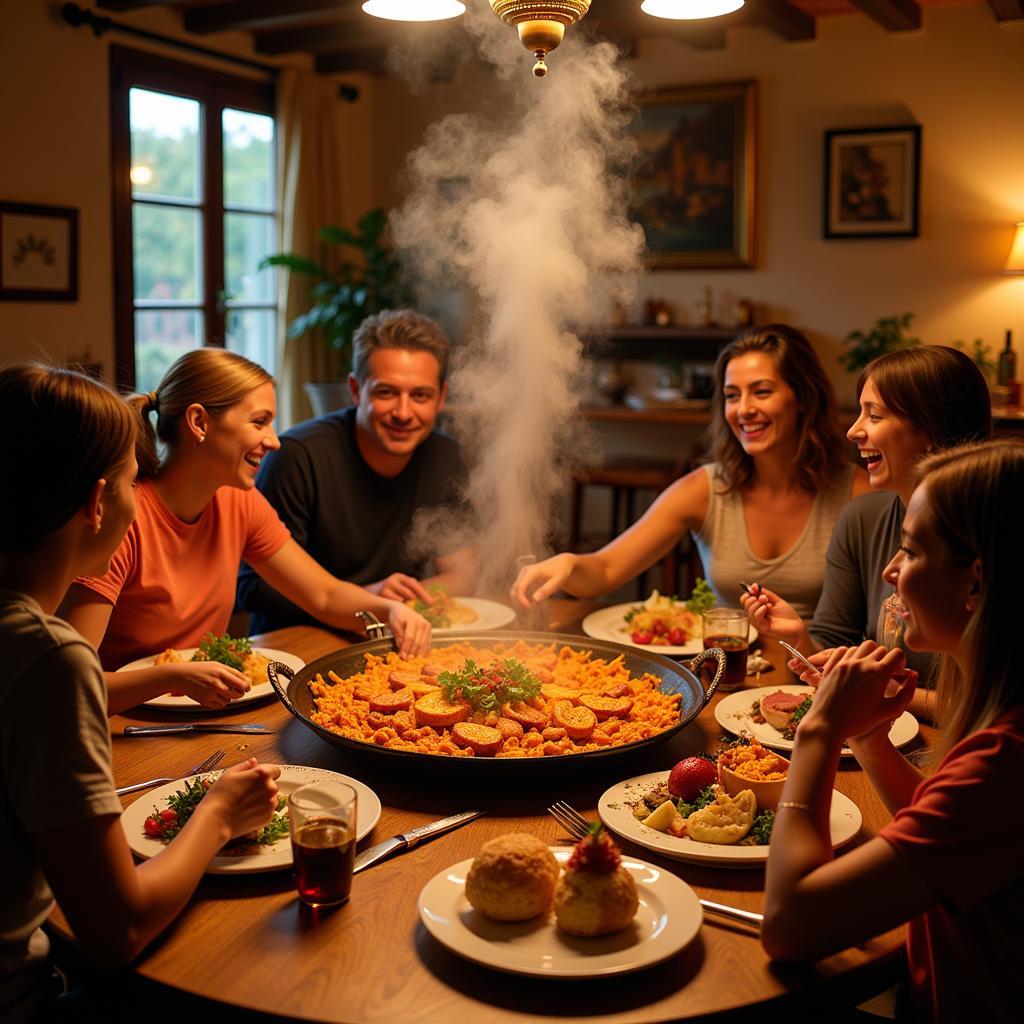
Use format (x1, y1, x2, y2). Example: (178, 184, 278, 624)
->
(667, 756, 718, 801)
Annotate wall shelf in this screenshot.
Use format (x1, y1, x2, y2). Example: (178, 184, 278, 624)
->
(587, 326, 741, 363)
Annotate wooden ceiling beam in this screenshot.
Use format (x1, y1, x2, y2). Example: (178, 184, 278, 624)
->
(185, 0, 362, 35)
(743, 0, 816, 41)
(97, 1, 191, 9)
(987, 0, 1024, 19)
(848, 0, 921, 31)
(255, 22, 388, 55)
(315, 47, 390, 74)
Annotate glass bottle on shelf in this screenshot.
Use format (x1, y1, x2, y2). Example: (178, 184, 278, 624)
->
(997, 329, 1016, 386)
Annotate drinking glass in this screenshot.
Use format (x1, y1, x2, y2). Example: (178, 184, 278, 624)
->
(288, 781, 357, 908)
(702, 607, 750, 692)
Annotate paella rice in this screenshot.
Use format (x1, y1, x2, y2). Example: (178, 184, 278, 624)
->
(308, 641, 682, 758)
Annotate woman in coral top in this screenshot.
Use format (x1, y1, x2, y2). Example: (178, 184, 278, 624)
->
(60, 349, 431, 714)
(761, 440, 1024, 1023)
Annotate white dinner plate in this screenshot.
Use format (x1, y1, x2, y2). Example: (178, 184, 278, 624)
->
(121, 765, 381, 875)
(418, 847, 702, 977)
(433, 597, 516, 633)
(116, 646, 304, 711)
(582, 602, 757, 656)
(714, 684, 920, 755)
(598, 772, 862, 868)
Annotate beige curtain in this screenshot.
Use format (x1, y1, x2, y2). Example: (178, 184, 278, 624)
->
(274, 68, 347, 430)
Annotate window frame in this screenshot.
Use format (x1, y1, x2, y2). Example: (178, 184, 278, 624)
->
(109, 45, 275, 390)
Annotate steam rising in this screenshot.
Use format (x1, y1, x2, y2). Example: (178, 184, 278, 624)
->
(393, 2, 644, 599)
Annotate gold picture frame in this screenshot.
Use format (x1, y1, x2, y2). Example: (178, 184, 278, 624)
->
(630, 81, 757, 270)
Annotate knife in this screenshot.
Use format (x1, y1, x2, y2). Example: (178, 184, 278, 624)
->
(123, 723, 273, 736)
(353, 810, 483, 875)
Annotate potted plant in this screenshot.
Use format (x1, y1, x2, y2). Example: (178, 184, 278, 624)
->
(953, 338, 997, 383)
(261, 208, 412, 415)
(839, 312, 920, 372)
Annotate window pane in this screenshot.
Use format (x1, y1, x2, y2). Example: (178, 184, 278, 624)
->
(225, 212, 275, 303)
(134, 310, 204, 393)
(223, 108, 275, 210)
(132, 204, 202, 301)
(226, 309, 276, 374)
(129, 88, 201, 201)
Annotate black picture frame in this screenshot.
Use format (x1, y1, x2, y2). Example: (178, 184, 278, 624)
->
(630, 81, 757, 269)
(824, 126, 921, 239)
(0, 201, 79, 301)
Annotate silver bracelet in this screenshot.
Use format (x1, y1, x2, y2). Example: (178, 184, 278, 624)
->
(777, 800, 812, 811)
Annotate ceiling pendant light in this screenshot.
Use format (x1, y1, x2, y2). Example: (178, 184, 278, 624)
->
(490, 2, 592, 78)
(641, 0, 745, 19)
(362, 1, 466, 22)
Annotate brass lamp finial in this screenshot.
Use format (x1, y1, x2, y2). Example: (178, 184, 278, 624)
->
(490, 1, 591, 77)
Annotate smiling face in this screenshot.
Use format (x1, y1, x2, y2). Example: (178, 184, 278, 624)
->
(350, 348, 446, 475)
(882, 482, 977, 655)
(847, 376, 931, 499)
(721, 352, 800, 459)
(203, 382, 280, 490)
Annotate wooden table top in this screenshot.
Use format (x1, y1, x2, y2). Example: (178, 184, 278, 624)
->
(62, 602, 923, 1022)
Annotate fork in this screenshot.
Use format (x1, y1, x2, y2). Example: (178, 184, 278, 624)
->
(547, 801, 764, 930)
(115, 749, 226, 796)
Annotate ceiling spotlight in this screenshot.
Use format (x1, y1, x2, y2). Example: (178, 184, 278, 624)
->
(641, 0, 745, 19)
(362, 1, 466, 22)
(490, 2, 592, 77)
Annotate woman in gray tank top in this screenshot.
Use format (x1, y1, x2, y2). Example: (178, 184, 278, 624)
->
(743, 346, 992, 695)
(512, 326, 869, 619)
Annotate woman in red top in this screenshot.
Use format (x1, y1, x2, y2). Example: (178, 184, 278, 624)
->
(60, 349, 431, 714)
(762, 440, 1024, 1022)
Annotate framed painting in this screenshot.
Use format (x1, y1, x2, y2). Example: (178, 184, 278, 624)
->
(824, 126, 921, 239)
(630, 81, 757, 270)
(0, 201, 79, 301)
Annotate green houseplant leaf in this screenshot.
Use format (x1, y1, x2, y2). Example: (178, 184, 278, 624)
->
(259, 207, 412, 366)
(839, 313, 920, 372)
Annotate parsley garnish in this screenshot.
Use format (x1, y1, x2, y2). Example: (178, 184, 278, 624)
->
(782, 695, 814, 740)
(192, 632, 253, 671)
(676, 782, 718, 819)
(438, 658, 542, 712)
(685, 578, 716, 615)
(738, 809, 776, 846)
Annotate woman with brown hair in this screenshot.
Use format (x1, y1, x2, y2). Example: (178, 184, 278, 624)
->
(512, 325, 869, 614)
(761, 440, 1024, 1023)
(0, 363, 280, 1020)
(59, 348, 431, 714)
(744, 345, 992, 682)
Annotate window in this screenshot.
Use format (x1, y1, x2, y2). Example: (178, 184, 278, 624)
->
(110, 47, 277, 392)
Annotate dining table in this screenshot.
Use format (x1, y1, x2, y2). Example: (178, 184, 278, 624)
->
(54, 600, 928, 1023)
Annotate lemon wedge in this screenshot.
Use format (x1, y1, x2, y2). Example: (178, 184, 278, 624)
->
(641, 799, 678, 832)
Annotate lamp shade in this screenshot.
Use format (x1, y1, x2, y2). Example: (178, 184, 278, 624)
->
(362, 1, 466, 21)
(641, 0, 745, 19)
(1007, 222, 1024, 274)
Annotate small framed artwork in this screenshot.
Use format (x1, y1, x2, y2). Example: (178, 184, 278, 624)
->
(824, 126, 921, 239)
(630, 81, 757, 269)
(0, 201, 79, 301)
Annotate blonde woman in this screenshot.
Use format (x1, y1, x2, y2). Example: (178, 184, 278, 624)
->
(0, 364, 280, 1019)
(60, 349, 431, 714)
(761, 441, 1024, 1023)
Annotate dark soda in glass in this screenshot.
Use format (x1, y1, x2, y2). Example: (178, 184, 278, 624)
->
(703, 634, 749, 690)
(292, 816, 355, 907)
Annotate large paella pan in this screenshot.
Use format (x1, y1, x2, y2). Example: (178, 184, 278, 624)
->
(267, 630, 724, 778)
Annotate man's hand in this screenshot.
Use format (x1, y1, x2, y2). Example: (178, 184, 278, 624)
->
(366, 573, 433, 604)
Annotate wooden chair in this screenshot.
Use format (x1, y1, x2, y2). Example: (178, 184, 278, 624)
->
(569, 456, 688, 596)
